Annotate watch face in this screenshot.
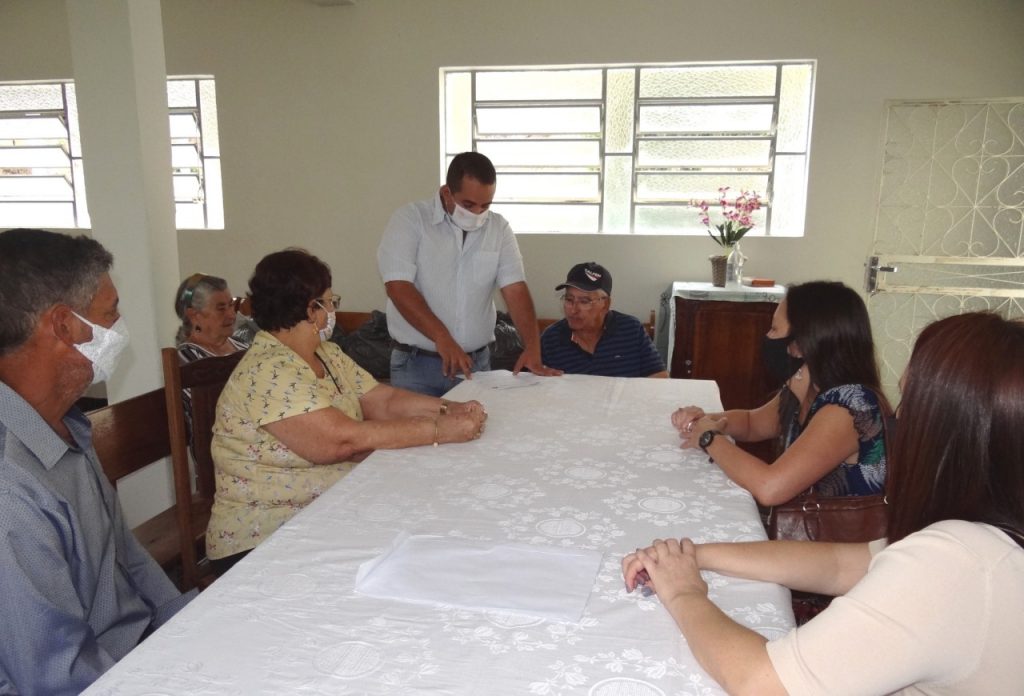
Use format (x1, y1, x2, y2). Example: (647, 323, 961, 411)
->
(699, 430, 715, 450)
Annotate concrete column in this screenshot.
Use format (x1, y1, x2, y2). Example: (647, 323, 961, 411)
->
(66, 0, 179, 526)
(66, 0, 179, 401)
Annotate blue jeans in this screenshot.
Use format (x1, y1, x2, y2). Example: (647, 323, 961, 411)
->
(389, 346, 490, 397)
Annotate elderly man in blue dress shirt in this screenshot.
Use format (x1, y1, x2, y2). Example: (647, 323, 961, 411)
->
(377, 151, 561, 396)
(0, 229, 193, 695)
(541, 262, 668, 379)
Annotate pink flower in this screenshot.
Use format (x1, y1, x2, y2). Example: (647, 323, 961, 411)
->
(692, 188, 764, 247)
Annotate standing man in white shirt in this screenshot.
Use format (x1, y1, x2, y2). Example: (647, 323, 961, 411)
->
(377, 152, 561, 396)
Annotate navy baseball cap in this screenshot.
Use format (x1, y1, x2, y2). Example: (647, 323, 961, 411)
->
(555, 262, 612, 295)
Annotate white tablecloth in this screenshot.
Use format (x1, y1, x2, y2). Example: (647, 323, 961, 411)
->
(86, 373, 793, 696)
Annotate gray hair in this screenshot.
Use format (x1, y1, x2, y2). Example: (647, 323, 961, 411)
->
(0, 228, 113, 356)
(174, 273, 229, 345)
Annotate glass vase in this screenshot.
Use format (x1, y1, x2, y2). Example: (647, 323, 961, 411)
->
(725, 243, 745, 288)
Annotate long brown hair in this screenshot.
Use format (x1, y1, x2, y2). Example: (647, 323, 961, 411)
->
(887, 312, 1024, 543)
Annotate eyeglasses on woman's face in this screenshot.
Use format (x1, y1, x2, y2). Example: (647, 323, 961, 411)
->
(314, 294, 342, 312)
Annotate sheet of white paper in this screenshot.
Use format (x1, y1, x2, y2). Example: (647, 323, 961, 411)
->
(355, 533, 603, 623)
(462, 369, 543, 390)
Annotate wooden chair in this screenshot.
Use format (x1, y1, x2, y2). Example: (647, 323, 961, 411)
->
(88, 388, 181, 575)
(336, 310, 374, 335)
(162, 347, 246, 591)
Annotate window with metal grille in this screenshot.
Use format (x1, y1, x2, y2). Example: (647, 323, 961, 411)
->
(0, 77, 223, 229)
(441, 61, 814, 236)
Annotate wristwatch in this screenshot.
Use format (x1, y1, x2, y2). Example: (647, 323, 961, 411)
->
(698, 429, 722, 453)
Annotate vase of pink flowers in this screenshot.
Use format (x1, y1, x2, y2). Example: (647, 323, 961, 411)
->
(696, 187, 762, 287)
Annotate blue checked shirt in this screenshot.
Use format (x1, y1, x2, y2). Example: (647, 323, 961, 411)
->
(0, 382, 194, 695)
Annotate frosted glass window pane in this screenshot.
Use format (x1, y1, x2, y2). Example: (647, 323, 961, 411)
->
(0, 202, 75, 227)
(638, 139, 771, 167)
(445, 72, 472, 154)
(199, 80, 220, 157)
(493, 203, 599, 234)
(171, 145, 202, 168)
(479, 141, 599, 167)
(640, 66, 777, 98)
(176, 202, 205, 228)
(770, 155, 807, 237)
(0, 147, 70, 168)
(639, 104, 774, 135)
(73, 160, 89, 228)
(477, 107, 600, 135)
(66, 84, 82, 157)
(169, 114, 199, 139)
(635, 205, 767, 236)
(0, 117, 68, 140)
(606, 69, 635, 153)
(778, 64, 813, 152)
(634, 205, 699, 235)
(204, 159, 223, 229)
(0, 83, 63, 111)
(167, 80, 197, 108)
(173, 175, 201, 202)
(0, 176, 73, 200)
(498, 173, 599, 201)
(637, 173, 768, 202)
(476, 70, 602, 101)
(602, 155, 633, 234)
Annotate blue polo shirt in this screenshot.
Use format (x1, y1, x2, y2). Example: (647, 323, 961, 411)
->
(540, 310, 665, 378)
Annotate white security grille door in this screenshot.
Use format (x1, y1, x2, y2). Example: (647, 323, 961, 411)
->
(867, 99, 1024, 398)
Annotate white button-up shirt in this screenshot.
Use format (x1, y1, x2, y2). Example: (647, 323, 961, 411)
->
(377, 193, 526, 352)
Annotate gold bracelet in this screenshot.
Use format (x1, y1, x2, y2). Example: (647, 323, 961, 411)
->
(439, 399, 449, 416)
(432, 417, 439, 448)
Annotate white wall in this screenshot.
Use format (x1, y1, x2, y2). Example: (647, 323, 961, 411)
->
(1, 0, 1022, 523)
(4, 0, 1022, 322)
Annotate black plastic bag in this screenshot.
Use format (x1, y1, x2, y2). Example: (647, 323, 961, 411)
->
(490, 311, 524, 371)
(332, 310, 395, 381)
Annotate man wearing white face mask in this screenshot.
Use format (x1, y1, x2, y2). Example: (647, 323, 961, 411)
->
(0, 228, 193, 695)
(377, 151, 562, 397)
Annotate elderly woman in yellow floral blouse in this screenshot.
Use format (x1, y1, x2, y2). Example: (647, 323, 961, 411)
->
(207, 248, 487, 573)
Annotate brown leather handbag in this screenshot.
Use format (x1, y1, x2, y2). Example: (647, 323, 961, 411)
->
(767, 490, 888, 543)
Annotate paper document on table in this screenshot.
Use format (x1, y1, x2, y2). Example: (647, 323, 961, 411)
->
(462, 369, 543, 390)
(355, 533, 602, 623)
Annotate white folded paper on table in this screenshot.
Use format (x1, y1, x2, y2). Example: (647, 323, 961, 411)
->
(355, 532, 603, 623)
(459, 369, 543, 390)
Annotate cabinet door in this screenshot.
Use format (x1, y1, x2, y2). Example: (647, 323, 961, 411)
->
(673, 298, 779, 410)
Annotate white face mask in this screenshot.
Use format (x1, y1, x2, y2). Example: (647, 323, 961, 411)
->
(72, 313, 130, 384)
(316, 303, 336, 342)
(451, 202, 490, 232)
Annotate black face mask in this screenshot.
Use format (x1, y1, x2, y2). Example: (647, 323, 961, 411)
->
(761, 335, 804, 384)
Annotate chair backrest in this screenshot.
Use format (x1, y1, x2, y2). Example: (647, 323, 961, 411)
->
(162, 347, 245, 590)
(89, 388, 171, 485)
(88, 389, 183, 570)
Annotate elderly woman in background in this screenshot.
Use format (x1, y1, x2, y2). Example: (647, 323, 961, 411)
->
(207, 248, 487, 573)
(174, 273, 249, 361)
(671, 281, 890, 506)
(623, 312, 1024, 694)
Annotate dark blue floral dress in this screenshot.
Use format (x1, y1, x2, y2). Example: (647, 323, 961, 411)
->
(783, 384, 887, 496)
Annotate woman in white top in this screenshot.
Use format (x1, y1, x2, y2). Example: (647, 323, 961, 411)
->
(623, 312, 1024, 695)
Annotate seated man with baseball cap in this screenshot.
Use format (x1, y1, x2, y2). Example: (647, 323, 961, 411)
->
(541, 262, 667, 378)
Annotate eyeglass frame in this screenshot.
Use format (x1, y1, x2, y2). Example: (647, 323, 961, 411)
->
(560, 292, 608, 309)
(313, 294, 342, 312)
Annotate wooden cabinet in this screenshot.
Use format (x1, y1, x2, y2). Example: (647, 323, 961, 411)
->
(672, 297, 780, 411)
